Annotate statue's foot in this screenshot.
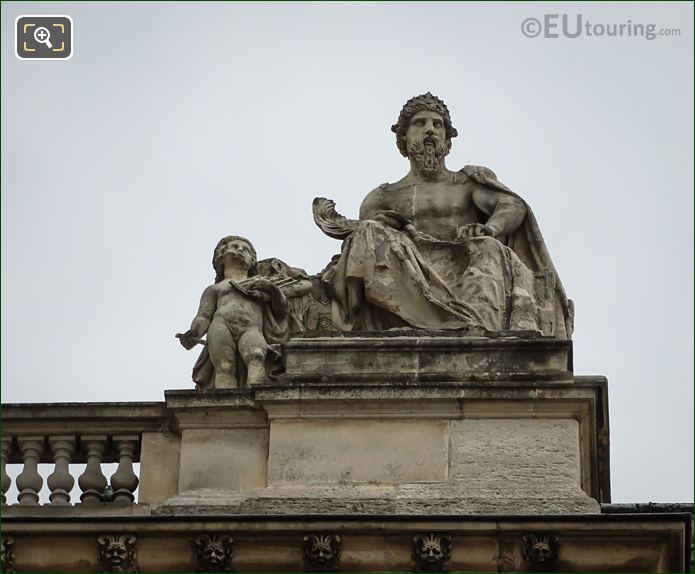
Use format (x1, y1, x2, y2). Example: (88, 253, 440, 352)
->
(246, 360, 267, 386)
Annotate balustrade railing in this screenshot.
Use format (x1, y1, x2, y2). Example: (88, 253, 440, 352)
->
(1, 402, 166, 506)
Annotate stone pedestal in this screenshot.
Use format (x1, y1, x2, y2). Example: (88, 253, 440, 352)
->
(157, 334, 606, 516)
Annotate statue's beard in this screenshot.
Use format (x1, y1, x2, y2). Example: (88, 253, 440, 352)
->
(407, 137, 449, 177)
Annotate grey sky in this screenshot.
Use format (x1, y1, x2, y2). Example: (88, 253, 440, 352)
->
(1, 2, 692, 504)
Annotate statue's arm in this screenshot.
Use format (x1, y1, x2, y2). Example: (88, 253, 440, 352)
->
(268, 286, 289, 320)
(283, 279, 312, 299)
(359, 187, 411, 230)
(189, 285, 216, 337)
(471, 186, 526, 236)
(177, 286, 216, 350)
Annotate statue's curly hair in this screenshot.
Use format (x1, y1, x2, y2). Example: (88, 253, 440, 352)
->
(391, 92, 458, 157)
(212, 235, 257, 283)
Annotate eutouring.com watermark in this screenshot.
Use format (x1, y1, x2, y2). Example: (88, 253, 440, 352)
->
(521, 14, 681, 40)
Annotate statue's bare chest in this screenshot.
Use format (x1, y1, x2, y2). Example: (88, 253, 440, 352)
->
(374, 181, 479, 234)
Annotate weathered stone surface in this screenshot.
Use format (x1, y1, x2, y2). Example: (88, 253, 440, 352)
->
(449, 419, 581, 487)
(268, 420, 448, 484)
(158, 483, 598, 516)
(281, 334, 572, 383)
(138, 432, 181, 504)
(179, 429, 268, 492)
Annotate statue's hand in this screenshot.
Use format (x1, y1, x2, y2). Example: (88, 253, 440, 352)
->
(177, 330, 199, 350)
(457, 223, 498, 240)
(372, 210, 411, 230)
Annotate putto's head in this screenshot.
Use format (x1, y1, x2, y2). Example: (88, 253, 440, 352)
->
(213, 235, 257, 282)
(391, 93, 458, 159)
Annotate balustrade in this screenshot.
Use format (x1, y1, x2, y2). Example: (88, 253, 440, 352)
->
(2, 436, 12, 504)
(1, 402, 165, 507)
(110, 435, 139, 503)
(78, 436, 108, 504)
(47, 436, 76, 504)
(16, 437, 43, 505)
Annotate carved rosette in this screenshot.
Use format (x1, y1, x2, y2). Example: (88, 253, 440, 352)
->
(412, 533, 453, 572)
(521, 533, 559, 571)
(1, 536, 16, 573)
(194, 534, 234, 572)
(97, 534, 138, 573)
(302, 533, 341, 572)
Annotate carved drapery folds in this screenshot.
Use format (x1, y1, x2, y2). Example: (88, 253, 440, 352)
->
(195, 534, 234, 572)
(521, 532, 559, 571)
(312, 197, 358, 240)
(97, 534, 138, 573)
(1, 536, 16, 573)
(302, 533, 341, 572)
(412, 533, 453, 572)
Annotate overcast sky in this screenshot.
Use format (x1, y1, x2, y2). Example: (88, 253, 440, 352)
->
(2, 2, 692, 504)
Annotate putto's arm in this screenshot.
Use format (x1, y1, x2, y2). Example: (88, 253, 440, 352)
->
(177, 286, 216, 350)
(189, 285, 216, 338)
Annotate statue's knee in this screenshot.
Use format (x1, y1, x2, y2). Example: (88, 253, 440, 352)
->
(241, 347, 265, 363)
(238, 330, 267, 363)
(216, 359, 235, 374)
(468, 236, 504, 259)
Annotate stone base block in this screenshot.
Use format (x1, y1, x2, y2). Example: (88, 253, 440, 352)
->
(281, 333, 573, 382)
(156, 483, 599, 516)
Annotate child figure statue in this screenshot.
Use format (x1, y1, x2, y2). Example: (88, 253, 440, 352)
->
(177, 235, 296, 389)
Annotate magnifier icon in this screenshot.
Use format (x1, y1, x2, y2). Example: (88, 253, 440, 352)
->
(33, 27, 53, 49)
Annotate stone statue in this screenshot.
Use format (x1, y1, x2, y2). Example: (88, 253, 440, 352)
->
(314, 93, 573, 338)
(177, 236, 311, 389)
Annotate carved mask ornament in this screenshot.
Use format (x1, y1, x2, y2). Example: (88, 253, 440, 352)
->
(1, 536, 16, 574)
(97, 534, 138, 573)
(412, 533, 453, 572)
(302, 533, 341, 572)
(195, 534, 233, 572)
(522, 533, 559, 570)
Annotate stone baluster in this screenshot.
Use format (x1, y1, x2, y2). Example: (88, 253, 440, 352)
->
(16, 436, 44, 505)
(47, 436, 76, 505)
(110, 435, 139, 503)
(1, 437, 12, 504)
(78, 435, 108, 504)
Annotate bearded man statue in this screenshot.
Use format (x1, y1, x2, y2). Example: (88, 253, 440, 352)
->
(313, 93, 573, 338)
